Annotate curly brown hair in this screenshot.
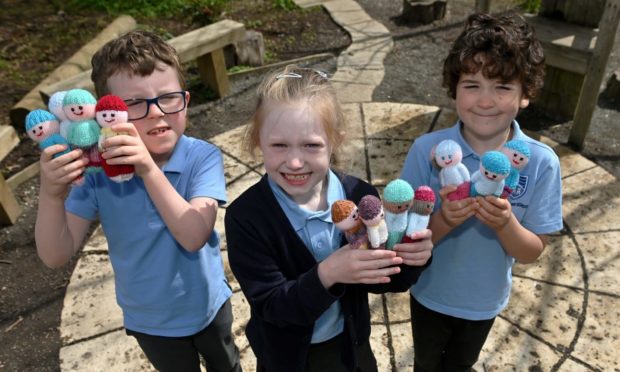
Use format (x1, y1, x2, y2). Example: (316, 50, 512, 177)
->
(443, 12, 545, 100)
(91, 30, 186, 98)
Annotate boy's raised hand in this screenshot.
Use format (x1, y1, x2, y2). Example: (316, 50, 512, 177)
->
(100, 123, 156, 177)
(39, 145, 87, 198)
(392, 229, 433, 266)
(475, 195, 512, 231)
(318, 247, 403, 288)
(438, 185, 478, 227)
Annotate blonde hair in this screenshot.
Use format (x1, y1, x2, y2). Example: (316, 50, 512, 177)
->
(245, 65, 345, 160)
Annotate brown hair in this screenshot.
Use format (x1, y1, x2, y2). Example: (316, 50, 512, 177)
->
(91, 30, 186, 97)
(245, 64, 345, 159)
(443, 12, 545, 99)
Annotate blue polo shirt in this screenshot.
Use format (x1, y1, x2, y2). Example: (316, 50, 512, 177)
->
(268, 170, 345, 343)
(400, 121, 563, 320)
(66, 135, 231, 336)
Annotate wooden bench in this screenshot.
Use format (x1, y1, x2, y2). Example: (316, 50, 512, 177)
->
(525, 0, 620, 150)
(40, 19, 246, 101)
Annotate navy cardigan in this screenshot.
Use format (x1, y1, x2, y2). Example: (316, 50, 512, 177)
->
(226, 172, 429, 372)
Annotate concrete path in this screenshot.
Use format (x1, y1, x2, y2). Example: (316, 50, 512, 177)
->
(58, 1, 620, 371)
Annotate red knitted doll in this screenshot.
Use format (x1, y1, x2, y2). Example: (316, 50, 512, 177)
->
(401, 186, 436, 243)
(95, 95, 135, 182)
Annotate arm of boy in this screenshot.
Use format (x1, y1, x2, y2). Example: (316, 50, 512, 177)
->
(317, 246, 404, 288)
(36, 145, 91, 267)
(101, 123, 217, 252)
(475, 196, 546, 263)
(428, 185, 478, 244)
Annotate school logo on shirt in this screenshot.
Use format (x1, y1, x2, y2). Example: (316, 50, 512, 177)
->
(510, 175, 528, 200)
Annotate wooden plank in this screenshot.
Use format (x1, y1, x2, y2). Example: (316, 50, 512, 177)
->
(197, 49, 230, 97)
(569, 0, 620, 149)
(525, 14, 596, 74)
(9, 15, 137, 128)
(0, 125, 19, 163)
(6, 162, 40, 191)
(40, 20, 246, 101)
(0, 172, 21, 226)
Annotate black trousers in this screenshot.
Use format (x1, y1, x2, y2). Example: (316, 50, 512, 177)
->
(410, 295, 495, 372)
(256, 332, 378, 372)
(127, 299, 241, 372)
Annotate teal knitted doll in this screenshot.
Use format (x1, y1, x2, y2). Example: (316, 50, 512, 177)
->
(500, 140, 530, 198)
(470, 151, 511, 197)
(383, 179, 414, 249)
(25, 109, 70, 159)
(63, 89, 102, 173)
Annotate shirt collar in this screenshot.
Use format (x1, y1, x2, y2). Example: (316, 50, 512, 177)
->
(161, 135, 189, 173)
(451, 120, 525, 157)
(268, 170, 344, 231)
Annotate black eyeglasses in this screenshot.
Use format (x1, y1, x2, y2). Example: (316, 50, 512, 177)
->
(123, 91, 187, 121)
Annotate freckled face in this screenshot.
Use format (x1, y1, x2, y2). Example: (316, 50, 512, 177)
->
(259, 101, 331, 207)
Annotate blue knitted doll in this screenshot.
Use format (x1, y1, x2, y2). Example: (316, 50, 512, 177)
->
(63, 89, 102, 173)
(383, 179, 414, 249)
(500, 140, 531, 198)
(25, 109, 70, 159)
(433, 139, 471, 201)
(470, 151, 511, 197)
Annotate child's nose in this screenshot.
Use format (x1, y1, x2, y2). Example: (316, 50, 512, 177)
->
(477, 90, 495, 108)
(287, 149, 304, 169)
(148, 102, 165, 118)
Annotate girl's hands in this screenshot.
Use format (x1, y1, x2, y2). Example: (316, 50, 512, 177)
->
(318, 247, 404, 288)
(100, 123, 156, 177)
(475, 195, 512, 231)
(39, 145, 88, 199)
(438, 185, 478, 228)
(393, 229, 433, 266)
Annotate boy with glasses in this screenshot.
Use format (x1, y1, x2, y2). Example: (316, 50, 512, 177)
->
(34, 30, 241, 372)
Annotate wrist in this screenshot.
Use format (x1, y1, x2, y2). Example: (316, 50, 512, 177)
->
(317, 261, 334, 289)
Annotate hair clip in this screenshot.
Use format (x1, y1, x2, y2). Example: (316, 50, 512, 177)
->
(275, 72, 302, 80)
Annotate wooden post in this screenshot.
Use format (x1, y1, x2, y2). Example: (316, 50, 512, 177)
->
(0, 173, 21, 226)
(475, 0, 491, 13)
(197, 49, 231, 97)
(569, 0, 620, 149)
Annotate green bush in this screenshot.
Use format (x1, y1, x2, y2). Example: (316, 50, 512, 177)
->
(521, 0, 541, 13)
(272, 0, 297, 11)
(60, 0, 230, 19)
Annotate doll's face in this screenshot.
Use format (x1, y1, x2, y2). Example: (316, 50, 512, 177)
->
(481, 164, 508, 182)
(435, 146, 462, 168)
(383, 200, 411, 214)
(502, 147, 529, 170)
(96, 109, 128, 128)
(64, 102, 96, 121)
(362, 207, 384, 226)
(411, 199, 434, 215)
(335, 207, 359, 231)
(27, 120, 60, 143)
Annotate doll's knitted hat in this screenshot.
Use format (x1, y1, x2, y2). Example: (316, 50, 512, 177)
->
(503, 139, 531, 158)
(63, 89, 97, 106)
(48, 91, 67, 120)
(481, 151, 511, 176)
(331, 200, 356, 223)
(96, 95, 128, 112)
(358, 195, 382, 220)
(25, 109, 57, 131)
(414, 186, 436, 202)
(384, 179, 414, 203)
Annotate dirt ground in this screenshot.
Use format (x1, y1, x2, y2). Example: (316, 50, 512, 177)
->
(1, 0, 620, 371)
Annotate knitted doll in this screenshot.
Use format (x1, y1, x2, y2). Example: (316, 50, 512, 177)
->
(95, 95, 135, 182)
(25, 109, 70, 159)
(331, 200, 368, 249)
(63, 89, 102, 174)
(433, 139, 470, 201)
(48, 90, 71, 139)
(470, 151, 511, 197)
(383, 179, 414, 249)
(500, 140, 530, 198)
(358, 194, 388, 249)
(402, 186, 436, 243)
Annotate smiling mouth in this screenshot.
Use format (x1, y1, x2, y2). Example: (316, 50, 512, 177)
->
(283, 173, 310, 182)
(444, 160, 453, 165)
(105, 119, 115, 123)
(148, 127, 169, 135)
(512, 160, 520, 166)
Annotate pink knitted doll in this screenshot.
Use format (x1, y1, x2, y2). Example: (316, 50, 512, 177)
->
(358, 195, 388, 249)
(402, 186, 436, 243)
(95, 95, 135, 182)
(331, 200, 369, 249)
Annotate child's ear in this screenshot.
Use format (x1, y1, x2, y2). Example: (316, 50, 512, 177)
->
(185, 91, 191, 106)
(520, 97, 530, 109)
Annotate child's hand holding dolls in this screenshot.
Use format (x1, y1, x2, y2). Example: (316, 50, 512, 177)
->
(392, 229, 433, 266)
(39, 146, 88, 199)
(475, 195, 513, 231)
(438, 185, 479, 228)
